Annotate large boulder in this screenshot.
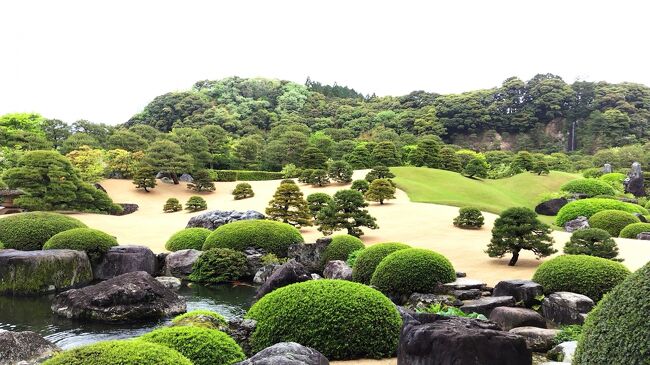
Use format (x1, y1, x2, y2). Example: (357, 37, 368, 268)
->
(541, 292, 594, 325)
(51, 271, 186, 322)
(179, 173, 193, 183)
(636, 232, 650, 240)
(0, 329, 60, 364)
(489, 307, 547, 331)
(254, 264, 279, 284)
(547, 341, 577, 363)
(535, 198, 569, 216)
(287, 237, 331, 273)
(460, 296, 515, 317)
(397, 311, 531, 365)
(624, 162, 645, 197)
(185, 210, 265, 230)
(92, 245, 157, 280)
(509, 327, 560, 352)
(255, 260, 310, 300)
(493, 279, 544, 307)
(227, 318, 258, 357)
(322, 260, 352, 280)
(244, 247, 266, 277)
(156, 276, 181, 291)
(0, 249, 93, 295)
(564, 216, 589, 233)
(235, 342, 329, 365)
(163, 249, 202, 279)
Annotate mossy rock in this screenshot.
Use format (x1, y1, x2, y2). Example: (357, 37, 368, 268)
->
(351, 242, 411, 284)
(170, 309, 228, 331)
(322, 234, 365, 264)
(0, 212, 87, 251)
(42, 340, 192, 365)
(165, 228, 211, 252)
(43, 228, 118, 262)
(203, 220, 304, 257)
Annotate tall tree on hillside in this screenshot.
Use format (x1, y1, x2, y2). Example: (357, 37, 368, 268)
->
(300, 146, 328, 169)
(371, 141, 400, 166)
(266, 182, 313, 228)
(144, 140, 193, 184)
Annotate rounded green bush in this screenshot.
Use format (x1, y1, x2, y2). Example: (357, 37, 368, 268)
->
(246, 279, 401, 360)
(453, 207, 484, 229)
(346, 248, 364, 268)
(599, 172, 626, 190)
(171, 309, 227, 330)
(0, 241, 4, 249)
(189, 248, 249, 284)
(203, 220, 304, 257)
(560, 179, 616, 197)
(42, 340, 191, 365)
(573, 262, 650, 364)
(140, 326, 245, 365)
(0, 212, 87, 251)
(370, 248, 456, 297)
(352, 242, 411, 284)
(165, 228, 211, 252)
(564, 228, 620, 260)
(587, 210, 640, 237)
(619, 222, 650, 238)
(322, 234, 365, 263)
(43, 228, 117, 261)
(532, 255, 630, 301)
(555, 198, 648, 226)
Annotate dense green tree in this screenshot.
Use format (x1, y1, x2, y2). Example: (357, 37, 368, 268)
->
(310, 169, 330, 187)
(365, 165, 395, 182)
(462, 158, 488, 178)
(409, 136, 442, 168)
(71, 120, 113, 147)
(317, 189, 378, 237)
(344, 145, 372, 169)
(171, 128, 212, 169)
(439, 147, 462, 172)
(371, 141, 400, 166)
(266, 182, 312, 227)
(234, 135, 263, 169)
(0, 113, 44, 134)
(187, 170, 216, 192)
(163, 197, 182, 212)
(185, 195, 208, 212)
(107, 130, 148, 152)
(60, 133, 100, 154)
(511, 151, 535, 171)
(132, 164, 157, 192)
(351, 179, 370, 193)
(232, 182, 254, 200)
(66, 146, 105, 183)
(105, 149, 142, 178)
(300, 146, 328, 169)
(532, 160, 550, 175)
(41, 119, 71, 149)
(327, 160, 353, 183)
(144, 140, 193, 184)
(129, 124, 161, 143)
(365, 178, 396, 204)
(306, 192, 332, 219)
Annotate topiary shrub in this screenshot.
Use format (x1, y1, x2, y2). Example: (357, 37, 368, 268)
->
(555, 198, 648, 226)
(165, 228, 211, 252)
(619, 222, 650, 238)
(564, 228, 621, 261)
(370, 248, 456, 298)
(573, 262, 650, 365)
(188, 248, 249, 284)
(599, 172, 626, 191)
(42, 340, 191, 365)
(560, 179, 616, 197)
(587, 210, 640, 236)
(351, 179, 370, 193)
(203, 220, 304, 257)
(581, 168, 603, 178)
(352, 242, 411, 284)
(453, 207, 484, 229)
(532, 255, 630, 301)
(232, 183, 254, 200)
(246, 279, 401, 360)
(43, 228, 118, 262)
(322, 234, 365, 264)
(185, 196, 207, 212)
(163, 198, 183, 213)
(0, 212, 87, 251)
(140, 326, 245, 365)
(171, 309, 227, 330)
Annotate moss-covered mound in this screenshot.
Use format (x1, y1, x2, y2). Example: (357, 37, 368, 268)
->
(246, 279, 401, 360)
(370, 248, 456, 297)
(555, 198, 648, 226)
(532, 255, 630, 301)
(573, 262, 650, 365)
(42, 340, 192, 365)
(587, 210, 640, 237)
(165, 228, 211, 252)
(0, 212, 87, 251)
(351, 242, 411, 284)
(43, 228, 117, 261)
(619, 222, 650, 238)
(203, 220, 303, 257)
(140, 326, 245, 365)
(188, 248, 249, 284)
(171, 309, 227, 330)
(560, 178, 616, 197)
(322, 234, 365, 263)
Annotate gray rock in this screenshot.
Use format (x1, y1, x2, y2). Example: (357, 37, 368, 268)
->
(564, 216, 589, 233)
(254, 264, 279, 284)
(405, 293, 460, 310)
(542, 292, 594, 325)
(0, 330, 60, 364)
(634, 213, 648, 223)
(547, 341, 577, 363)
(179, 173, 193, 183)
(287, 237, 331, 273)
(460, 296, 515, 316)
(452, 289, 482, 300)
(535, 198, 569, 216)
(637, 232, 650, 240)
(493, 279, 544, 307)
(255, 260, 310, 300)
(51, 271, 186, 322)
(186, 210, 265, 230)
(160, 177, 174, 184)
(624, 162, 645, 197)
(310, 273, 322, 280)
(155, 171, 167, 179)
(322, 260, 352, 280)
(92, 245, 157, 280)
(156, 276, 181, 290)
(602, 163, 612, 173)
(244, 247, 267, 277)
(489, 307, 547, 331)
(0, 249, 93, 295)
(235, 342, 329, 365)
(164, 249, 202, 279)
(455, 271, 467, 278)
(509, 327, 560, 352)
(227, 318, 257, 356)
(443, 278, 487, 291)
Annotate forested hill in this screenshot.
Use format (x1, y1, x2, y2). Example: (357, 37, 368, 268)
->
(125, 75, 650, 153)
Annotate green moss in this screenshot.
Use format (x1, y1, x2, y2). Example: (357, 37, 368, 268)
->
(0, 212, 87, 251)
(322, 234, 365, 263)
(203, 220, 304, 257)
(351, 242, 411, 284)
(42, 340, 192, 365)
(43, 228, 118, 262)
(165, 228, 211, 252)
(171, 310, 228, 330)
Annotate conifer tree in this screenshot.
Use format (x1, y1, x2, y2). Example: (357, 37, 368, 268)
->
(439, 147, 462, 172)
(327, 160, 353, 183)
(163, 197, 182, 212)
(232, 183, 254, 200)
(185, 196, 208, 212)
(132, 164, 158, 192)
(365, 165, 395, 182)
(365, 178, 396, 204)
(317, 189, 378, 237)
(310, 169, 330, 186)
(266, 182, 313, 227)
(462, 158, 488, 178)
(300, 146, 327, 169)
(306, 192, 332, 219)
(187, 169, 216, 192)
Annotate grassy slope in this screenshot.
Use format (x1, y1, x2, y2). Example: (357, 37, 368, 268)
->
(392, 167, 580, 223)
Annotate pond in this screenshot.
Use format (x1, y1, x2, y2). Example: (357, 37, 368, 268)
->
(0, 283, 256, 349)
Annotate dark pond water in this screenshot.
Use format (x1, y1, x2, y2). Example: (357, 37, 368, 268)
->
(0, 283, 256, 349)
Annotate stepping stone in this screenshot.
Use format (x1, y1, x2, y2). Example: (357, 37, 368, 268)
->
(489, 307, 546, 331)
(460, 296, 515, 316)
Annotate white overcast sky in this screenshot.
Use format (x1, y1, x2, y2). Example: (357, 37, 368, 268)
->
(1, 0, 649, 125)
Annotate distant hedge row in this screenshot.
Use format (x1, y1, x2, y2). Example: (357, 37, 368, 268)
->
(213, 170, 284, 182)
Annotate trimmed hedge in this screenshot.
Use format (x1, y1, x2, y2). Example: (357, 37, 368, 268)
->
(370, 248, 456, 297)
(555, 198, 648, 226)
(532, 255, 630, 301)
(189, 248, 249, 284)
(171, 310, 227, 330)
(619, 222, 650, 238)
(0, 212, 87, 251)
(203, 220, 304, 257)
(560, 179, 616, 197)
(352, 242, 411, 284)
(587, 210, 640, 237)
(453, 207, 484, 229)
(564, 228, 620, 260)
(165, 228, 211, 251)
(246, 279, 402, 360)
(42, 340, 192, 365)
(140, 326, 245, 365)
(574, 262, 650, 365)
(43, 228, 118, 261)
(322, 234, 365, 263)
(214, 170, 284, 182)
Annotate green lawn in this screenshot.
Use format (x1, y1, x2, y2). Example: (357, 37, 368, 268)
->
(392, 167, 580, 223)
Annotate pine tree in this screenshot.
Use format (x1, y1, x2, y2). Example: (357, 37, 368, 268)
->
(365, 178, 396, 204)
(132, 164, 157, 192)
(163, 197, 182, 212)
(317, 189, 378, 237)
(187, 170, 216, 192)
(532, 160, 550, 175)
(327, 160, 353, 183)
(185, 196, 208, 212)
(409, 137, 442, 168)
(266, 183, 313, 227)
(311, 169, 330, 186)
(462, 158, 488, 178)
(306, 192, 332, 219)
(439, 147, 462, 172)
(344, 145, 372, 169)
(232, 183, 254, 200)
(351, 179, 370, 193)
(371, 141, 400, 166)
(300, 146, 327, 169)
(365, 166, 395, 182)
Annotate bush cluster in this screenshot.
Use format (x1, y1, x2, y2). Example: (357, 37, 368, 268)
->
(322, 234, 365, 264)
(532, 255, 630, 301)
(203, 219, 304, 257)
(42, 340, 192, 365)
(599, 172, 626, 190)
(43, 228, 118, 261)
(555, 198, 648, 226)
(587, 210, 640, 236)
(246, 279, 402, 360)
(351, 242, 410, 284)
(214, 170, 284, 182)
(370, 248, 456, 297)
(185, 196, 207, 212)
(560, 179, 616, 197)
(163, 198, 183, 212)
(453, 207, 485, 229)
(189, 248, 249, 284)
(0, 212, 87, 251)
(619, 222, 650, 238)
(232, 183, 254, 200)
(165, 228, 211, 251)
(564, 228, 620, 260)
